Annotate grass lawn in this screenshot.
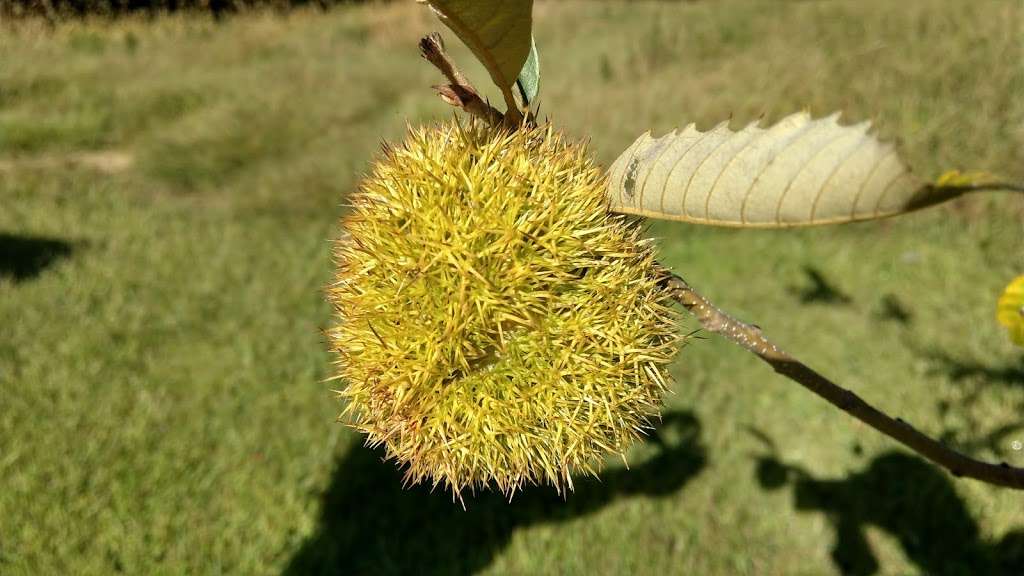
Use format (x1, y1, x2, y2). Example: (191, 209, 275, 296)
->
(1, 0, 1023, 574)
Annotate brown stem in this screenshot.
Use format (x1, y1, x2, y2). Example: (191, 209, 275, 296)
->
(954, 182, 1024, 194)
(419, 33, 506, 127)
(660, 269, 1024, 490)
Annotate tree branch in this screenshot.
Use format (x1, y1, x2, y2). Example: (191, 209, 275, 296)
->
(957, 182, 1024, 194)
(660, 269, 1024, 490)
(419, 33, 506, 128)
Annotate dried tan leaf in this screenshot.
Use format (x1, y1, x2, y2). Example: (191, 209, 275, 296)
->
(605, 113, 959, 228)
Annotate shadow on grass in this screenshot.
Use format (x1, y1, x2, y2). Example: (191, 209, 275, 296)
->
(789, 265, 853, 306)
(756, 451, 1024, 576)
(926, 351, 1024, 387)
(873, 293, 913, 324)
(0, 233, 74, 282)
(285, 410, 706, 576)
(921, 350, 1024, 458)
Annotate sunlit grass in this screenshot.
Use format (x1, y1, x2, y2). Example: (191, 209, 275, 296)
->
(1, 1, 1022, 574)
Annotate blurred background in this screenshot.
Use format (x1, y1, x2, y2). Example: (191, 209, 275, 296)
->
(1, 0, 1022, 574)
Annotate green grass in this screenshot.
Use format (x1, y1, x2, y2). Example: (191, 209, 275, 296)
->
(1, 1, 1023, 574)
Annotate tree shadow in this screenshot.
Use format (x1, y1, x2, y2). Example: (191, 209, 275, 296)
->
(285, 410, 706, 576)
(789, 265, 852, 305)
(925, 351, 1024, 388)
(873, 293, 912, 325)
(0, 233, 74, 283)
(755, 450, 1024, 576)
(920, 350, 1024, 457)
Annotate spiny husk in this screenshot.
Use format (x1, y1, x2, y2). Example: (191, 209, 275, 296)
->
(997, 275, 1024, 347)
(328, 118, 681, 497)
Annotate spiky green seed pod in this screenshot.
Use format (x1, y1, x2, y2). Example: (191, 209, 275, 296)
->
(328, 119, 680, 497)
(997, 275, 1024, 347)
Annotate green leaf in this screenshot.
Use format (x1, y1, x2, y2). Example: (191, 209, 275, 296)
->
(424, 0, 534, 110)
(605, 112, 974, 228)
(516, 36, 540, 106)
